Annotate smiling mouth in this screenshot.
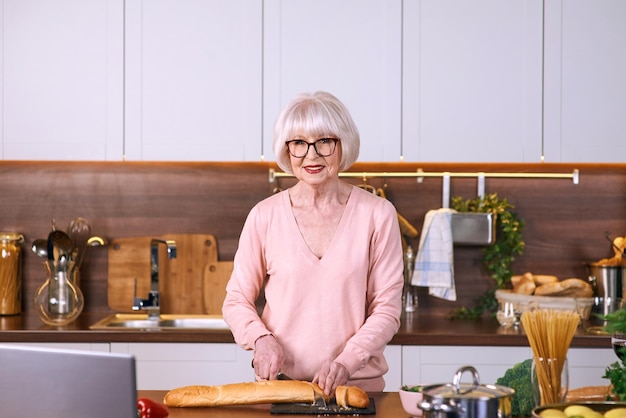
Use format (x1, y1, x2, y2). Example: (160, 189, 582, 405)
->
(304, 165, 324, 174)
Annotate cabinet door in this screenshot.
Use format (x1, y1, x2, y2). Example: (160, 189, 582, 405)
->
(1, 0, 124, 160)
(262, 0, 402, 162)
(402, 0, 544, 162)
(123, 0, 262, 161)
(111, 342, 254, 390)
(543, 0, 626, 162)
(402, 345, 612, 388)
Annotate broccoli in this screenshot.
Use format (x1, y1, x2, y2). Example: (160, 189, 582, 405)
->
(495, 359, 534, 417)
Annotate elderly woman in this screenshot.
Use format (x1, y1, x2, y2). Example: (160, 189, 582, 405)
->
(222, 91, 403, 395)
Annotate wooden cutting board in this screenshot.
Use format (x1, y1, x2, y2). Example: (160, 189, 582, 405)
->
(107, 234, 219, 313)
(202, 261, 234, 315)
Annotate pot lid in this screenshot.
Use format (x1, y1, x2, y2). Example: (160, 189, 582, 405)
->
(422, 366, 514, 400)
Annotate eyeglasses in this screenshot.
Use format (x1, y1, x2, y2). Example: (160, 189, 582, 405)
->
(285, 138, 339, 158)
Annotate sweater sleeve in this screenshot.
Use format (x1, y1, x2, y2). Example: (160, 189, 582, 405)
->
(222, 204, 272, 350)
(334, 198, 404, 377)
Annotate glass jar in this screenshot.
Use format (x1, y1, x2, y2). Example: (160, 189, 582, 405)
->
(0, 232, 24, 315)
(531, 356, 569, 406)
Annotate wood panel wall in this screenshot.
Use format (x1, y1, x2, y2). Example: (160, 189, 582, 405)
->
(1, 161, 624, 317)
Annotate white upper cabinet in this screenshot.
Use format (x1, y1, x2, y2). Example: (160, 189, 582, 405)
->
(1, 0, 124, 160)
(1, 1, 623, 162)
(123, 0, 262, 161)
(402, 0, 544, 162)
(543, 0, 626, 162)
(261, 0, 403, 163)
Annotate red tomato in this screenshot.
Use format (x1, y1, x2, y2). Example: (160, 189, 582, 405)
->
(137, 397, 169, 418)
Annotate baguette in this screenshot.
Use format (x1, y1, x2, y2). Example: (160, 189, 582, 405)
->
(565, 385, 612, 402)
(335, 385, 370, 408)
(163, 380, 325, 407)
(534, 278, 593, 298)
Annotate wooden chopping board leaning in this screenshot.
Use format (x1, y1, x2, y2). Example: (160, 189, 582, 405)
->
(107, 234, 233, 314)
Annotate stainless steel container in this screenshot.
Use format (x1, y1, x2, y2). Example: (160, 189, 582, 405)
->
(587, 263, 625, 299)
(419, 366, 515, 418)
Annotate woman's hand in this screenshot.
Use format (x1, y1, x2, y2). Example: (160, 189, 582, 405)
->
(252, 334, 284, 380)
(313, 360, 349, 396)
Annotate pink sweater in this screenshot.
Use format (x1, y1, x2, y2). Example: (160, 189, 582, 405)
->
(222, 186, 404, 390)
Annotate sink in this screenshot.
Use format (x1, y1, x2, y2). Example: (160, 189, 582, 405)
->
(89, 314, 230, 331)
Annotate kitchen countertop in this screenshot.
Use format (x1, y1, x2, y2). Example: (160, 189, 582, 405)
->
(0, 311, 611, 348)
(137, 391, 402, 418)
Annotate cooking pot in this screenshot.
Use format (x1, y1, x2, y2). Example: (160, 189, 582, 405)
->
(419, 366, 514, 418)
(587, 263, 625, 300)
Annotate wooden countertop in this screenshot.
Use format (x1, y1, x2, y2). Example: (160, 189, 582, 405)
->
(0, 311, 611, 348)
(137, 391, 403, 418)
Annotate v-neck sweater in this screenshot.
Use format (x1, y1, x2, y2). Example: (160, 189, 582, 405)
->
(223, 186, 404, 390)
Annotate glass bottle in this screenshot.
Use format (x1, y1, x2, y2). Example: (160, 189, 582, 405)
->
(0, 232, 24, 315)
(403, 245, 418, 312)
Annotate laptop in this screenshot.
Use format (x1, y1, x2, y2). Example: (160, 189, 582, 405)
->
(0, 344, 137, 418)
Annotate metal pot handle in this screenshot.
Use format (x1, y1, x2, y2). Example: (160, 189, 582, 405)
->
(452, 365, 480, 395)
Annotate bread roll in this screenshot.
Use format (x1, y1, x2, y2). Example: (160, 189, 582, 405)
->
(534, 278, 593, 298)
(532, 274, 558, 285)
(335, 385, 370, 408)
(512, 272, 536, 295)
(163, 380, 325, 407)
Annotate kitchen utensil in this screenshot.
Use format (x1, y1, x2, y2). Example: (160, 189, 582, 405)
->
(47, 229, 74, 266)
(107, 234, 218, 313)
(588, 263, 625, 300)
(67, 217, 91, 286)
(33, 259, 84, 325)
(419, 365, 514, 418)
(31, 238, 48, 258)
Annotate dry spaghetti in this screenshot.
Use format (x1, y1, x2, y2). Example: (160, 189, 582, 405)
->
(0, 241, 21, 315)
(521, 309, 579, 405)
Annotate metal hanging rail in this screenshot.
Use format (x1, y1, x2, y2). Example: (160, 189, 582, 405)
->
(268, 168, 580, 184)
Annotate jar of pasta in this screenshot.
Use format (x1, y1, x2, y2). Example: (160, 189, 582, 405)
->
(0, 232, 24, 315)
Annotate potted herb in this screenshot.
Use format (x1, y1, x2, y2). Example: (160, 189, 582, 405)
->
(603, 309, 626, 400)
(450, 193, 525, 319)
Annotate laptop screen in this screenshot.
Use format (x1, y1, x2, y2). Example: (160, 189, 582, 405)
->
(0, 344, 137, 418)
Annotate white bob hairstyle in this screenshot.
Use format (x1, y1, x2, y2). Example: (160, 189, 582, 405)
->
(273, 91, 360, 174)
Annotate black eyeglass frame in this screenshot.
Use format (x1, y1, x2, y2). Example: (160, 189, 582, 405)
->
(284, 138, 339, 158)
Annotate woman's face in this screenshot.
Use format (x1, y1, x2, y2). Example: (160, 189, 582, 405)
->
(287, 134, 342, 186)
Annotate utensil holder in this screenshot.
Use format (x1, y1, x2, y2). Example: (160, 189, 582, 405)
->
(33, 260, 84, 326)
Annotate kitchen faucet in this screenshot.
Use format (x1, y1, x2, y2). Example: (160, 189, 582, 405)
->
(132, 238, 177, 319)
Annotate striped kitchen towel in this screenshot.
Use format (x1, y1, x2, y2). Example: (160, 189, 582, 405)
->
(412, 208, 457, 301)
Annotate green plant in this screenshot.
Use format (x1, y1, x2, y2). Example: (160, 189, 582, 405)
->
(450, 193, 525, 319)
(603, 308, 626, 335)
(602, 307, 626, 399)
(604, 361, 626, 400)
(495, 359, 534, 417)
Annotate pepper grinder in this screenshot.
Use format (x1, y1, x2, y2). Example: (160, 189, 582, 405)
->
(403, 245, 418, 312)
